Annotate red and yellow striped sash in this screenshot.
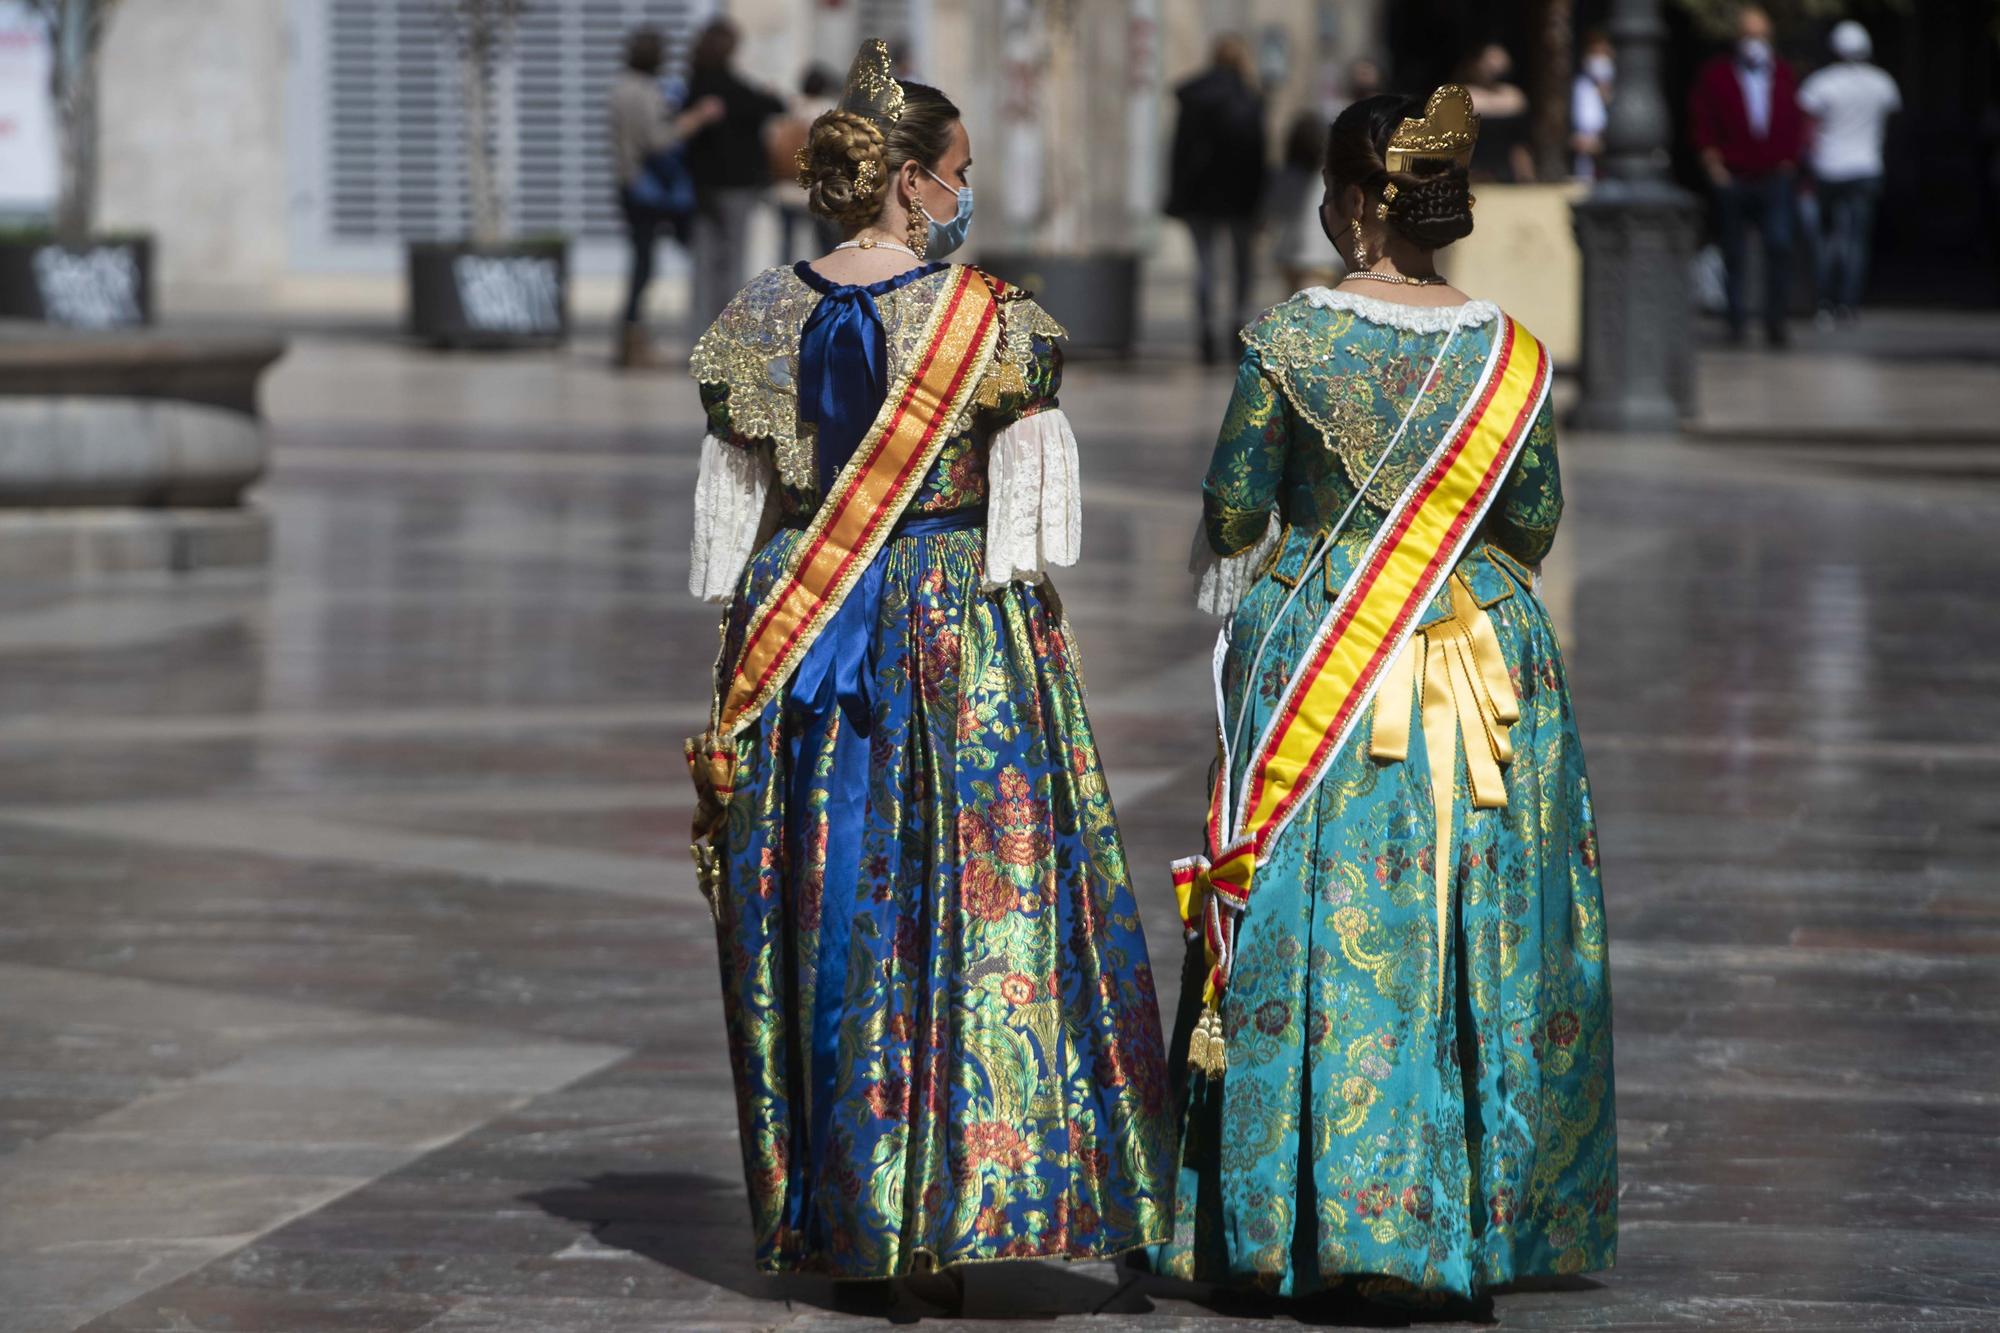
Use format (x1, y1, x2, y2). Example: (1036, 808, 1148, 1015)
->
(1176, 316, 1550, 1072)
(695, 265, 1000, 805)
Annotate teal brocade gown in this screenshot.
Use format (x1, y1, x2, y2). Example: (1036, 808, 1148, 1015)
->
(689, 263, 1173, 1278)
(1151, 288, 1617, 1300)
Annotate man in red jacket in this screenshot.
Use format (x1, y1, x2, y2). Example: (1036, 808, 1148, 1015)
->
(1689, 5, 1806, 346)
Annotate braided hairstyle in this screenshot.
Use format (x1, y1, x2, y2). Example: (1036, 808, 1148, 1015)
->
(797, 82, 959, 232)
(1323, 93, 1476, 250)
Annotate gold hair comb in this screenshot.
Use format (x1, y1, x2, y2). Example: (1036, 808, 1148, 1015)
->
(837, 39, 904, 128)
(1385, 84, 1479, 173)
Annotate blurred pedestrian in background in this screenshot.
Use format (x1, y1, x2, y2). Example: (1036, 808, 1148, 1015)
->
(1689, 4, 1805, 347)
(1166, 35, 1266, 365)
(1347, 57, 1385, 104)
(685, 19, 785, 327)
(768, 64, 842, 263)
(1799, 21, 1900, 327)
(1461, 42, 1536, 182)
(1270, 110, 1338, 294)
(1570, 28, 1615, 181)
(607, 26, 722, 369)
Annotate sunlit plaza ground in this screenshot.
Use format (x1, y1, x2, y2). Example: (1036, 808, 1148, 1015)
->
(0, 298, 1997, 1330)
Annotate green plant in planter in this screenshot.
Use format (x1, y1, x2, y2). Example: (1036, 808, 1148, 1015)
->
(22, 0, 124, 248)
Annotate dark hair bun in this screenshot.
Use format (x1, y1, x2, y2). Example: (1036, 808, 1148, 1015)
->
(1323, 94, 1478, 253)
(1385, 165, 1475, 248)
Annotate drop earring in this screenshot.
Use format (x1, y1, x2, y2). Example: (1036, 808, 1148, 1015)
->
(907, 196, 931, 260)
(1349, 219, 1370, 270)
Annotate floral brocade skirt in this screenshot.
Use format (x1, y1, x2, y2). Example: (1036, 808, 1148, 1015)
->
(1150, 543, 1617, 1300)
(710, 524, 1174, 1277)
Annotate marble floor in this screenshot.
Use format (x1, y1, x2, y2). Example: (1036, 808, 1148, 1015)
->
(2, 328, 1997, 1332)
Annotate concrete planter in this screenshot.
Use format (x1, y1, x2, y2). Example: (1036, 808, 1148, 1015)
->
(973, 252, 1141, 357)
(0, 236, 154, 329)
(407, 240, 569, 349)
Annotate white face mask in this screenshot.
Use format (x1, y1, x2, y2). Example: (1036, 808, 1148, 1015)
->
(1737, 37, 1772, 68)
(1584, 53, 1614, 85)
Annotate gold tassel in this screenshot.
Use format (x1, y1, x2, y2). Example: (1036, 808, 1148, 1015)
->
(1186, 1008, 1210, 1070)
(1188, 1007, 1228, 1077)
(690, 840, 724, 926)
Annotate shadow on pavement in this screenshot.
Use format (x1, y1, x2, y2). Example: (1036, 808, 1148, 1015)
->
(522, 1171, 1156, 1321)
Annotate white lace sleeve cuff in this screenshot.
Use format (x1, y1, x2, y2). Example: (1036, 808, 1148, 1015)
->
(690, 433, 775, 604)
(1190, 511, 1281, 617)
(984, 408, 1082, 591)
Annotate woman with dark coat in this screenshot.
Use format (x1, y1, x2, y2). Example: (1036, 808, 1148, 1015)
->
(1166, 35, 1267, 364)
(685, 19, 787, 326)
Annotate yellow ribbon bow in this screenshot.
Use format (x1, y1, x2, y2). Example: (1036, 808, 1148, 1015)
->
(1368, 571, 1521, 1012)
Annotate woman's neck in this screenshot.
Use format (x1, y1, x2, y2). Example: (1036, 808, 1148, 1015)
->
(1369, 236, 1440, 280)
(1339, 237, 1466, 306)
(809, 214, 929, 285)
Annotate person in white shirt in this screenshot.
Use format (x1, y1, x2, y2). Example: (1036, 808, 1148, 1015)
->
(1798, 21, 1901, 321)
(1570, 29, 1614, 180)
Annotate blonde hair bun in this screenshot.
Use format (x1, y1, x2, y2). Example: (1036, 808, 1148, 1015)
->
(800, 110, 889, 228)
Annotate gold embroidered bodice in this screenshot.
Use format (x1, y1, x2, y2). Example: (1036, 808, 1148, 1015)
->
(691, 263, 1066, 521)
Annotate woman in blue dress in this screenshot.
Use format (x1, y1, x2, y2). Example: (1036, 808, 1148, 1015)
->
(683, 42, 1172, 1300)
(1152, 89, 1617, 1309)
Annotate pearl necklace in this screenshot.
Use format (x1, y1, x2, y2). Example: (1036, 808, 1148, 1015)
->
(1346, 269, 1448, 287)
(836, 236, 921, 259)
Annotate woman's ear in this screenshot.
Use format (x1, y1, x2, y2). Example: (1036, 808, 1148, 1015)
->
(896, 158, 924, 207)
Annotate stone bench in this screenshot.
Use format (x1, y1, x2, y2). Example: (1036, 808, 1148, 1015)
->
(0, 325, 284, 574)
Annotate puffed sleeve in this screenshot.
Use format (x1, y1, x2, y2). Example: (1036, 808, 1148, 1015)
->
(1191, 347, 1288, 615)
(687, 286, 786, 605)
(688, 426, 775, 605)
(980, 295, 1081, 591)
(1487, 399, 1563, 568)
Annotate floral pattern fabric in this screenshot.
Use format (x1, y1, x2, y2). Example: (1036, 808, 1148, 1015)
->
(694, 264, 1172, 1277)
(1153, 291, 1617, 1300)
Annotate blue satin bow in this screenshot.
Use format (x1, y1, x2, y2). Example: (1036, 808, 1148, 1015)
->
(798, 283, 886, 496)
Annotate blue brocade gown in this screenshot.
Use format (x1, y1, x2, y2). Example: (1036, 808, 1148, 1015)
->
(688, 262, 1174, 1277)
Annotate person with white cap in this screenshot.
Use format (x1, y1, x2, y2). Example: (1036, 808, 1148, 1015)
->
(1799, 21, 1902, 324)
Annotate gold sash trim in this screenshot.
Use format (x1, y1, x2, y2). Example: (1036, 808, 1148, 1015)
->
(1368, 571, 1520, 1011)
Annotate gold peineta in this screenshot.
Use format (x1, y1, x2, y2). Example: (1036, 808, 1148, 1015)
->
(837, 38, 904, 128)
(1386, 84, 1480, 173)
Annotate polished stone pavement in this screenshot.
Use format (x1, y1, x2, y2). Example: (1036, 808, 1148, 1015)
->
(2, 326, 1998, 1332)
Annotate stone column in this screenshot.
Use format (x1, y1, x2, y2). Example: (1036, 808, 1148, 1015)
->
(1569, 0, 1700, 433)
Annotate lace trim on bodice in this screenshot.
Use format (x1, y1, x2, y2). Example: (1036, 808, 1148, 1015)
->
(1243, 289, 1506, 513)
(1298, 286, 1501, 332)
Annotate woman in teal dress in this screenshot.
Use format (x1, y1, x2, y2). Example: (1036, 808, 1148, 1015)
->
(1152, 91, 1617, 1304)
(684, 43, 1172, 1297)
